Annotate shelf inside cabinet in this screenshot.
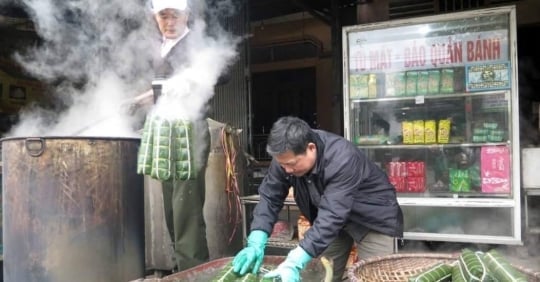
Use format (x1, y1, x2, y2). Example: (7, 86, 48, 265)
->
(398, 191, 512, 199)
(356, 142, 508, 149)
(349, 90, 508, 103)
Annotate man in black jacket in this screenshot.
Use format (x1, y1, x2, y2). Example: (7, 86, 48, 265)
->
(233, 116, 403, 281)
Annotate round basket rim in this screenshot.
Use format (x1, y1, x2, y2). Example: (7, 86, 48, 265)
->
(347, 252, 540, 282)
(351, 252, 459, 268)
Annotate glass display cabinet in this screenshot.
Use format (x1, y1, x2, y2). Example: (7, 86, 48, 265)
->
(342, 6, 521, 244)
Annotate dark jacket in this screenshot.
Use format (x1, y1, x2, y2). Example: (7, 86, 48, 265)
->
(154, 31, 230, 85)
(250, 129, 403, 257)
(154, 32, 191, 79)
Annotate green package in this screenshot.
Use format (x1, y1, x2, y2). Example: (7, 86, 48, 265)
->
(428, 69, 440, 94)
(417, 71, 429, 95)
(440, 68, 454, 94)
(406, 71, 418, 96)
(449, 168, 470, 192)
(395, 72, 407, 96)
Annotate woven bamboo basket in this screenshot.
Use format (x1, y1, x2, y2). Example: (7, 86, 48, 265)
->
(347, 252, 540, 282)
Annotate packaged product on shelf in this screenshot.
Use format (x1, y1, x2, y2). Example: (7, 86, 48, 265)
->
(487, 129, 505, 142)
(387, 161, 407, 177)
(437, 119, 451, 143)
(406, 71, 418, 96)
(413, 120, 425, 144)
(407, 176, 425, 192)
(417, 70, 429, 95)
(473, 135, 488, 143)
(368, 73, 377, 98)
(428, 69, 441, 94)
(357, 135, 388, 144)
(395, 72, 407, 96)
(402, 121, 414, 144)
(469, 164, 481, 188)
(483, 122, 498, 130)
(424, 120, 437, 143)
(480, 146, 510, 193)
(472, 127, 487, 142)
(406, 161, 426, 192)
(385, 72, 397, 96)
(406, 161, 425, 177)
(440, 68, 454, 94)
(473, 128, 489, 135)
(389, 176, 406, 192)
(449, 168, 471, 192)
(349, 74, 369, 98)
(387, 161, 407, 192)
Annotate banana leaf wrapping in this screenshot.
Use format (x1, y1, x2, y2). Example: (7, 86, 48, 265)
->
(483, 249, 528, 282)
(210, 262, 274, 282)
(408, 263, 452, 282)
(458, 248, 492, 282)
(137, 115, 196, 181)
(173, 120, 196, 180)
(137, 114, 155, 175)
(452, 261, 469, 282)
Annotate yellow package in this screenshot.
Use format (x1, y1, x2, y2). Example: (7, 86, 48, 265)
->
(413, 120, 425, 144)
(424, 120, 437, 143)
(438, 119, 451, 143)
(402, 121, 414, 144)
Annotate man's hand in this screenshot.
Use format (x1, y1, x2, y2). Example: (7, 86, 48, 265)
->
(124, 89, 154, 115)
(263, 246, 312, 282)
(132, 90, 154, 107)
(232, 230, 268, 275)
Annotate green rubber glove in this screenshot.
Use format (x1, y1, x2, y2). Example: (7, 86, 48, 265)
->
(232, 230, 268, 275)
(263, 246, 312, 282)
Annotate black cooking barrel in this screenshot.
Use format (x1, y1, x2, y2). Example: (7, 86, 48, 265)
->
(1, 137, 145, 282)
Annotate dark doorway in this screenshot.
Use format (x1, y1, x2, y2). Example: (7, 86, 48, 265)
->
(251, 67, 316, 159)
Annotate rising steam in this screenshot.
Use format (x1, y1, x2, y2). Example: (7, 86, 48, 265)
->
(3, 0, 239, 137)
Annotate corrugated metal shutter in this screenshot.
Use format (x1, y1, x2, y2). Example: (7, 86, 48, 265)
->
(209, 0, 250, 150)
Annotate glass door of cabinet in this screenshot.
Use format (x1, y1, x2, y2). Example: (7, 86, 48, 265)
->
(343, 6, 521, 244)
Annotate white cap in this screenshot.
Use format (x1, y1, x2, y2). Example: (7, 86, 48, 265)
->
(152, 0, 188, 13)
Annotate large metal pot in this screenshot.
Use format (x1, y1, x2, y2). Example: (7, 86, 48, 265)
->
(1, 137, 145, 282)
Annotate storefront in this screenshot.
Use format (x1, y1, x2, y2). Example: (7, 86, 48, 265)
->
(343, 6, 522, 244)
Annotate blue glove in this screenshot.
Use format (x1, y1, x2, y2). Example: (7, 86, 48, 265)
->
(263, 246, 312, 282)
(232, 230, 268, 275)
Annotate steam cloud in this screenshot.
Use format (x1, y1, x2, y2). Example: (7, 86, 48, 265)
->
(3, 0, 239, 137)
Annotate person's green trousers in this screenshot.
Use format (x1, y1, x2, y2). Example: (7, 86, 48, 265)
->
(162, 170, 209, 271)
(161, 118, 210, 271)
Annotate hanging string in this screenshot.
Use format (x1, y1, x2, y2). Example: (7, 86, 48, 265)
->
(220, 125, 242, 244)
